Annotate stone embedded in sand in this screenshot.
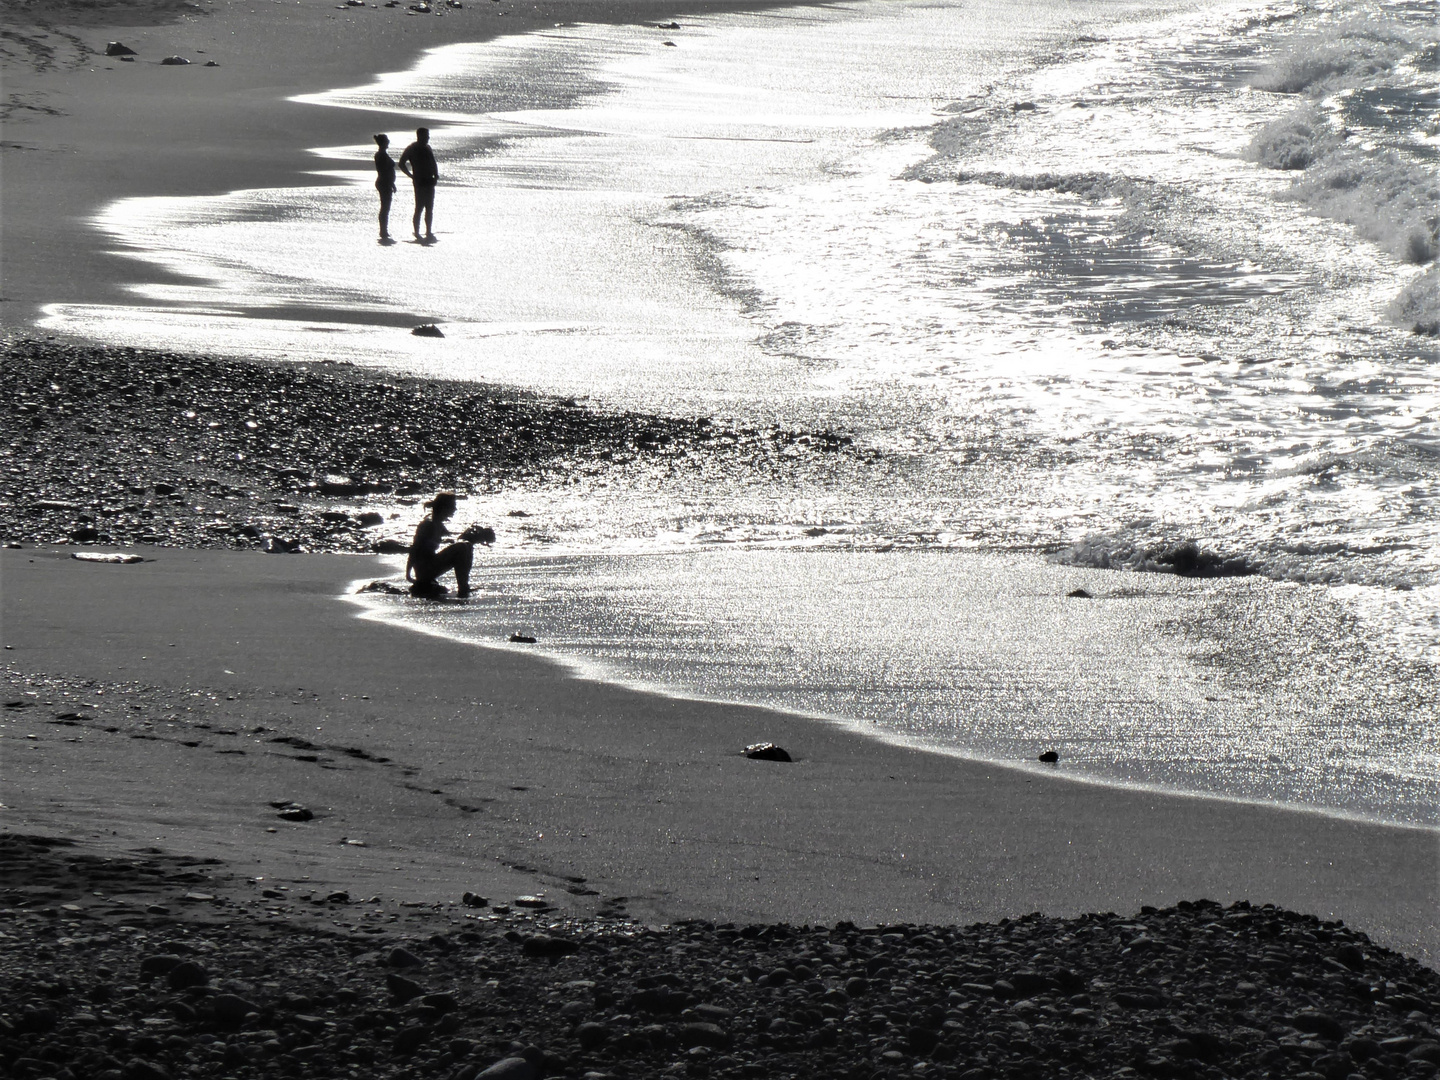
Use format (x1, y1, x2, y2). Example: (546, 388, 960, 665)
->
(411, 324, 444, 337)
(1038, 750, 1060, 763)
(373, 538, 410, 554)
(744, 742, 792, 762)
(357, 511, 384, 527)
(513, 895, 549, 908)
(105, 41, 137, 55)
(509, 633, 537, 643)
(1068, 587, 1093, 598)
(160, 56, 191, 65)
(275, 804, 314, 821)
(462, 891, 488, 908)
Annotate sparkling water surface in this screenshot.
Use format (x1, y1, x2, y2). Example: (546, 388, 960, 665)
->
(43, 0, 1440, 823)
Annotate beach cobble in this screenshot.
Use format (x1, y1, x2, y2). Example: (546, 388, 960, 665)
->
(0, 338, 861, 554)
(3, 833, 1438, 1080)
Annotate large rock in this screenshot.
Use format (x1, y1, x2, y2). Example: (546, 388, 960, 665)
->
(476, 1058, 535, 1080)
(105, 41, 137, 55)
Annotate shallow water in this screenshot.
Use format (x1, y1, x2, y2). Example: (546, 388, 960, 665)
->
(43, 0, 1440, 822)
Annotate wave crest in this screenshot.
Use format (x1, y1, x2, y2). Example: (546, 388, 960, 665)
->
(1250, 19, 1412, 95)
(1052, 536, 1259, 578)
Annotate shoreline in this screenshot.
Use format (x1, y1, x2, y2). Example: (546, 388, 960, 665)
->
(346, 556, 1440, 838)
(0, 0, 794, 324)
(4, 545, 1437, 966)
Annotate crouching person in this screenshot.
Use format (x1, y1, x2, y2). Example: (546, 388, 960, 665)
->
(406, 491, 493, 598)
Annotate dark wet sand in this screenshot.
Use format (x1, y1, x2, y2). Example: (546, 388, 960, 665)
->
(3, 547, 1436, 962)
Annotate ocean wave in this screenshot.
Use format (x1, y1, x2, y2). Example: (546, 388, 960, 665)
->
(1249, 17, 1412, 95)
(1288, 147, 1440, 264)
(1051, 535, 1260, 578)
(1389, 265, 1440, 334)
(1243, 104, 1340, 170)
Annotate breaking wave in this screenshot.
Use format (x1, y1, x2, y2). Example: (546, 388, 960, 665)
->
(1052, 535, 1261, 578)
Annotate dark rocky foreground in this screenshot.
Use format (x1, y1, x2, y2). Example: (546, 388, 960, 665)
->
(0, 338, 862, 554)
(3, 834, 1438, 1080)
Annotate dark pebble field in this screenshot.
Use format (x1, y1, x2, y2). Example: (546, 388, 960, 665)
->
(3, 833, 1439, 1080)
(0, 337, 864, 554)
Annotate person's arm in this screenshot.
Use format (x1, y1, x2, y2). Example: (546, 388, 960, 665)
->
(398, 146, 414, 179)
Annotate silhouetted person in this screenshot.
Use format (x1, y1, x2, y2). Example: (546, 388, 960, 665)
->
(373, 133, 397, 241)
(399, 127, 439, 241)
(406, 491, 493, 597)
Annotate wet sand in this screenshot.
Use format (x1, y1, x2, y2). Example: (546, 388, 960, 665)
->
(0, 0, 785, 322)
(4, 546, 1437, 963)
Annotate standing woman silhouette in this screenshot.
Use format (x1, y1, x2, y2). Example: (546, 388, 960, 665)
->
(373, 134, 397, 241)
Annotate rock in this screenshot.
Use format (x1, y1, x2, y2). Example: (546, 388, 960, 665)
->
(574, 1021, 610, 1049)
(412, 324, 445, 338)
(211, 994, 258, 1024)
(374, 538, 410, 554)
(72, 552, 144, 564)
(462, 891, 489, 907)
(387, 972, 425, 1001)
(513, 895, 549, 908)
(166, 960, 209, 989)
(1336, 943, 1365, 971)
(139, 955, 184, 976)
(558, 1000, 590, 1020)
(388, 946, 425, 968)
(357, 511, 385, 527)
(522, 934, 579, 958)
(122, 1060, 172, 1080)
(1067, 588, 1092, 598)
(509, 633, 537, 643)
(70, 525, 99, 542)
(844, 976, 869, 997)
(1011, 100, 1037, 111)
(394, 1024, 430, 1054)
(423, 992, 459, 1012)
(678, 1022, 731, 1049)
(276, 805, 313, 821)
(262, 536, 301, 554)
(477, 1058, 536, 1080)
(1038, 750, 1060, 763)
(160, 56, 191, 65)
(657, 20, 680, 28)
(105, 41, 137, 55)
(204, 60, 219, 66)
(319, 474, 363, 496)
(744, 742, 792, 762)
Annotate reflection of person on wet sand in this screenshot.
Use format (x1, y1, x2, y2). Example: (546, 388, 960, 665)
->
(398, 126, 439, 241)
(373, 133, 397, 242)
(406, 491, 493, 597)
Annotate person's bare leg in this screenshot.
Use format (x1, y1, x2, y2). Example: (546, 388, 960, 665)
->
(455, 543, 473, 596)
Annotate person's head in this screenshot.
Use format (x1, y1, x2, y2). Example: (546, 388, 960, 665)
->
(416, 127, 430, 144)
(427, 491, 457, 520)
(374, 133, 389, 148)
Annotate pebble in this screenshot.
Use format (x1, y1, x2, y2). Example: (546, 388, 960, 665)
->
(0, 340, 862, 555)
(743, 742, 792, 762)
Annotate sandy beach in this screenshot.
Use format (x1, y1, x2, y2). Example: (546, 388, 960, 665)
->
(5, 544, 1438, 959)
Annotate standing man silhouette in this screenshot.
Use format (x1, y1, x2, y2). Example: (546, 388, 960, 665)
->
(398, 127, 439, 242)
(373, 133, 397, 242)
